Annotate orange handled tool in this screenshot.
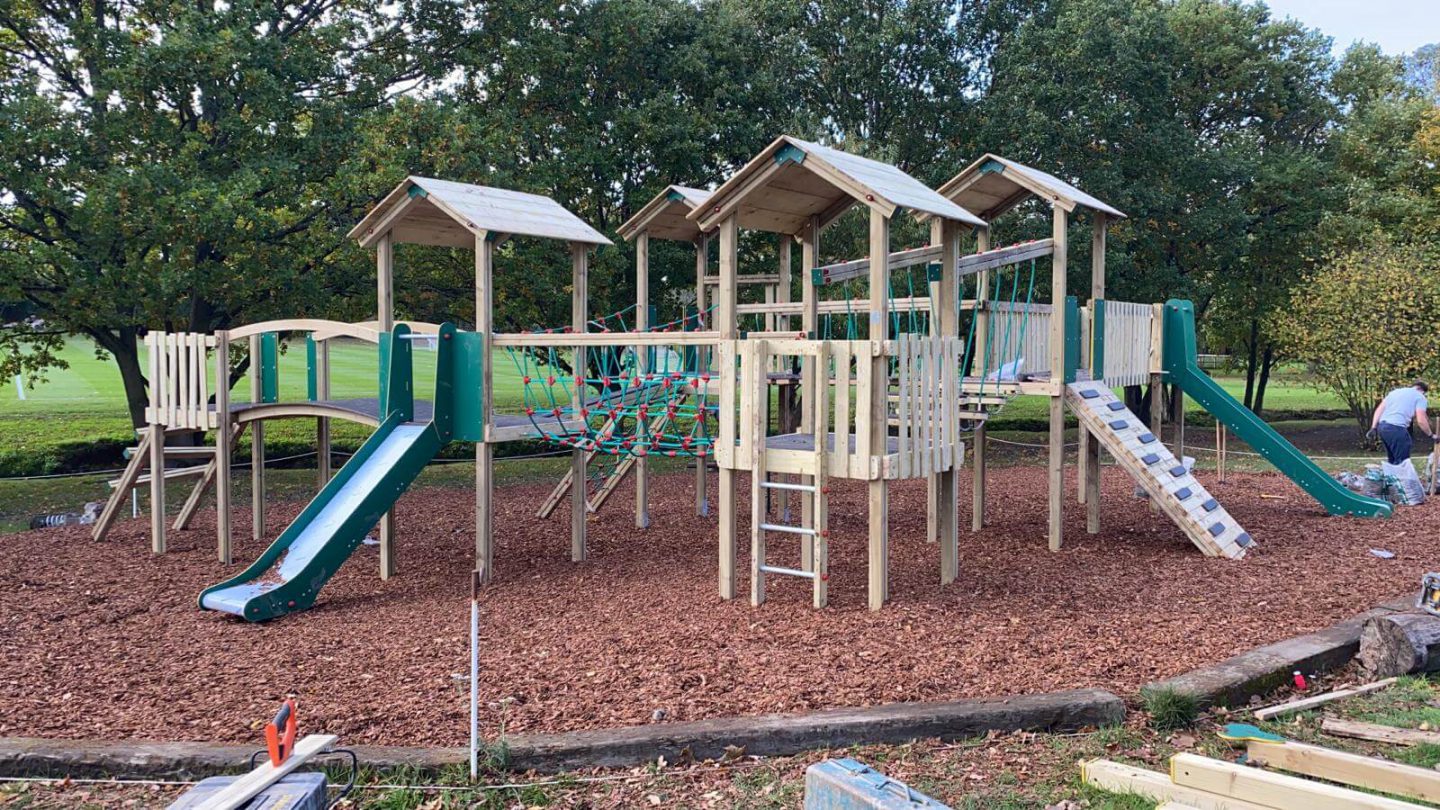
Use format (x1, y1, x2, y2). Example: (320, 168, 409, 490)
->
(264, 699, 298, 766)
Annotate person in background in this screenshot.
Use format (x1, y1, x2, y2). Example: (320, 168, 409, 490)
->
(1369, 381, 1435, 464)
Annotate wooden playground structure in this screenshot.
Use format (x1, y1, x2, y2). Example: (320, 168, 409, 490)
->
(94, 134, 1391, 620)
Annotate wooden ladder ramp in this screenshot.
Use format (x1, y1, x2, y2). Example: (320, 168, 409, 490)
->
(1065, 380, 1252, 559)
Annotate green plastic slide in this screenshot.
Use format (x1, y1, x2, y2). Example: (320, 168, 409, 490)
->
(200, 322, 477, 621)
(1161, 299, 1391, 518)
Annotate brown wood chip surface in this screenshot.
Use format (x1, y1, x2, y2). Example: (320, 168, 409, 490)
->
(1, 467, 1431, 746)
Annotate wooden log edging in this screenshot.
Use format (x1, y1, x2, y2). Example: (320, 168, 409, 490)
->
(0, 688, 1123, 779)
(1146, 594, 1414, 709)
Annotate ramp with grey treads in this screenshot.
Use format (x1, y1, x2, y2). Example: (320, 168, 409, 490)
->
(1066, 381, 1252, 559)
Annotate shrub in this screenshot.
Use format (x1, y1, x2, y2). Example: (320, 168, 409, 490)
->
(1272, 242, 1440, 435)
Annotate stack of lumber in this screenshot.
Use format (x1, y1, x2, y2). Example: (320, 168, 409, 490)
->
(1083, 740, 1440, 810)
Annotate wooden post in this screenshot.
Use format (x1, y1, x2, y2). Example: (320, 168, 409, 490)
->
(971, 226, 990, 533)
(799, 216, 821, 572)
(316, 339, 331, 489)
(634, 231, 650, 529)
(571, 241, 588, 563)
(925, 218, 942, 545)
(149, 422, 167, 555)
(717, 214, 739, 599)
(694, 236, 710, 517)
(749, 340, 769, 607)
(249, 334, 265, 541)
(377, 231, 396, 579)
(1085, 213, 1106, 534)
(475, 233, 495, 585)
(938, 219, 960, 584)
(1048, 206, 1066, 553)
(1172, 382, 1186, 462)
(214, 331, 233, 563)
(868, 208, 890, 610)
(811, 339, 829, 608)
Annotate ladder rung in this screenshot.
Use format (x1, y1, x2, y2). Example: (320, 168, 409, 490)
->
(758, 564, 817, 580)
(761, 522, 816, 536)
(761, 481, 817, 493)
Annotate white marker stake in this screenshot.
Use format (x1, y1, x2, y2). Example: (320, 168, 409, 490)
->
(13, 374, 24, 400)
(470, 571, 479, 781)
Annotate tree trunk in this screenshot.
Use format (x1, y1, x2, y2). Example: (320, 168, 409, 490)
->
(1253, 343, 1274, 418)
(1242, 318, 1259, 410)
(1358, 613, 1440, 678)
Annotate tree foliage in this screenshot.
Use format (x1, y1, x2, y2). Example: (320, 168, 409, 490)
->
(1273, 242, 1440, 433)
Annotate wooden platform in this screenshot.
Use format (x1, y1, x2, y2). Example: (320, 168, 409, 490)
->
(750, 432, 961, 481)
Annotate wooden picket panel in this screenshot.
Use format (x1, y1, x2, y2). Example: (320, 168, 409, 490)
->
(144, 331, 219, 431)
(1102, 301, 1154, 387)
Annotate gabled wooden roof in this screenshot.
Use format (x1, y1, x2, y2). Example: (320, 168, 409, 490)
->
(936, 154, 1125, 222)
(617, 185, 714, 243)
(348, 176, 612, 249)
(688, 135, 986, 235)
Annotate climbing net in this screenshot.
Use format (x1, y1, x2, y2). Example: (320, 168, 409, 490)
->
(505, 306, 717, 463)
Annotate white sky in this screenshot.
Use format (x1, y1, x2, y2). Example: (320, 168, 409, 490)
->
(1262, 0, 1438, 55)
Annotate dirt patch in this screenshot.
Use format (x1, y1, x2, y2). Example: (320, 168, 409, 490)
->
(0, 466, 1433, 747)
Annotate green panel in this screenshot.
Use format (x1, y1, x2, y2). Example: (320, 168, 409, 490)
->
(811, 267, 825, 286)
(979, 158, 1005, 175)
(377, 335, 391, 412)
(1063, 296, 1080, 384)
(449, 330, 486, 443)
(381, 326, 414, 422)
(407, 184, 428, 199)
(1161, 298, 1391, 518)
(260, 333, 280, 404)
(1091, 298, 1106, 380)
(430, 322, 457, 442)
(774, 143, 806, 165)
(305, 337, 318, 401)
(666, 189, 686, 202)
(925, 262, 942, 283)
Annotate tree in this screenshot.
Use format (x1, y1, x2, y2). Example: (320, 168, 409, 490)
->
(1273, 242, 1440, 435)
(0, 0, 464, 426)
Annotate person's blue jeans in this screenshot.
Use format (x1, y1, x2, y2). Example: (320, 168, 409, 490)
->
(1378, 423, 1412, 464)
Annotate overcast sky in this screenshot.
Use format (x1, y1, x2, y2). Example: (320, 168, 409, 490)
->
(1262, 0, 1437, 55)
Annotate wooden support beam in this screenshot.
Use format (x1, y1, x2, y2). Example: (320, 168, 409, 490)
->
(694, 236, 709, 517)
(248, 334, 265, 542)
(1323, 718, 1440, 747)
(1171, 752, 1428, 810)
(1085, 213, 1105, 533)
(377, 231, 395, 577)
(634, 231, 650, 530)
(149, 421, 166, 554)
(972, 226, 990, 534)
(1081, 759, 1269, 810)
(867, 208, 889, 611)
(815, 238, 1055, 285)
(1048, 207, 1066, 552)
(717, 214, 739, 600)
(1247, 738, 1440, 804)
(571, 241, 588, 564)
(475, 233, 495, 585)
(214, 331, 233, 563)
(1254, 678, 1398, 721)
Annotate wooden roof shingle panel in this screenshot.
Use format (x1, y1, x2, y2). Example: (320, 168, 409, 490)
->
(938, 154, 1125, 221)
(689, 135, 986, 233)
(349, 176, 612, 247)
(617, 184, 714, 242)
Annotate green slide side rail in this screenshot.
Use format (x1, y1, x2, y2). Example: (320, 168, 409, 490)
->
(1161, 299, 1391, 518)
(198, 324, 469, 621)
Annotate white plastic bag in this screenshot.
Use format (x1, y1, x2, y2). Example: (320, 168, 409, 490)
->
(1382, 460, 1426, 505)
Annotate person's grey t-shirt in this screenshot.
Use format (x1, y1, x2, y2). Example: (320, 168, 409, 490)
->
(1379, 387, 1429, 428)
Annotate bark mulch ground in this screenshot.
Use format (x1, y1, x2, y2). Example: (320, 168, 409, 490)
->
(0, 466, 1432, 747)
